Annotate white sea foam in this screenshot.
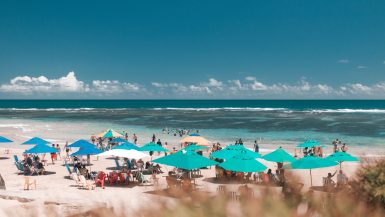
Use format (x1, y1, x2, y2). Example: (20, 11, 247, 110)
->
(152, 107, 287, 111)
(309, 109, 385, 113)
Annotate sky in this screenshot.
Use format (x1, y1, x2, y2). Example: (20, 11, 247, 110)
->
(0, 0, 385, 99)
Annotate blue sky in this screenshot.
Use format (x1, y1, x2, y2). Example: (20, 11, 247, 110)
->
(0, 0, 385, 99)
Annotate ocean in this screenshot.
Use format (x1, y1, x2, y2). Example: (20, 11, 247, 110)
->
(0, 100, 385, 153)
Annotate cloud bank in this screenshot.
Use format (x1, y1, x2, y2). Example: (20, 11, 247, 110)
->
(1, 72, 385, 99)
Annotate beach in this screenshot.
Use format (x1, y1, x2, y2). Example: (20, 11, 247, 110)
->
(0, 100, 384, 216)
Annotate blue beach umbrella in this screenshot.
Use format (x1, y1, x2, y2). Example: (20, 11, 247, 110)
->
(68, 139, 95, 148)
(0, 136, 13, 143)
(211, 145, 262, 159)
(112, 142, 140, 151)
(325, 151, 359, 169)
(70, 146, 103, 156)
(219, 153, 267, 172)
(109, 137, 127, 144)
(153, 150, 218, 170)
(24, 144, 59, 154)
(22, 137, 50, 145)
(182, 144, 209, 152)
(262, 147, 296, 163)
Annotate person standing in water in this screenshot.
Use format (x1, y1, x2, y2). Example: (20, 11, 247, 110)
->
(253, 140, 259, 153)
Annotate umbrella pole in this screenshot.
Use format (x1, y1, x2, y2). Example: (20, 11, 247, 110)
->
(310, 169, 313, 187)
(340, 162, 342, 170)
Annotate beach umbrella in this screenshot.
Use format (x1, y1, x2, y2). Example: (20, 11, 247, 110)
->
(68, 139, 95, 148)
(219, 154, 267, 172)
(97, 149, 148, 159)
(0, 136, 12, 143)
(297, 140, 326, 148)
(22, 137, 50, 145)
(152, 150, 218, 170)
(211, 145, 261, 160)
(180, 134, 211, 146)
(139, 142, 169, 152)
(112, 142, 140, 151)
(96, 129, 124, 138)
(284, 156, 338, 186)
(24, 144, 59, 154)
(70, 146, 103, 156)
(325, 151, 359, 169)
(182, 144, 209, 152)
(109, 137, 127, 144)
(262, 147, 296, 163)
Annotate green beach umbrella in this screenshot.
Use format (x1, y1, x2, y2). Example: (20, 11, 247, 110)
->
(284, 156, 338, 186)
(140, 142, 169, 152)
(325, 151, 359, 169)
(219, 154, 267, 172)
(152, 150, 218, 170)
(297, 140, 326, 148)
(112, 142, 140, 151)
(211, 145, 261, 160)
(262, 147, 296, 163)
(68, 139, 95, 148)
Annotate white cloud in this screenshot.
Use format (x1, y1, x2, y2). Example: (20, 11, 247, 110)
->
(0, 72, 142, 96)
(357, 65, 367, 69)
(0, 72, 87, 93)
(338, 59, 349, 64)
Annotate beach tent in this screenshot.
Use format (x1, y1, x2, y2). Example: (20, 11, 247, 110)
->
(24, 144, 59, 154)
(152, 150, 218, 170)
(22, 137, 50, 145)
(180, 134, 211, 146)
(97, 149, 148, 159)
(0, 136, 12, 143)
(297, 140, 326, 148)
(95, 129, 124, 138)
(139, 142, 169, 152)
(68, 139, 95, 148)
(219, 153, 267, 172)
(284, 156, 338, 186)
(112, 142, 140, 151)
(109, 137, 127, 144)
(262, 147, 296, 163)
(211, 144, 261, 160)
(325, 151, 359, 169)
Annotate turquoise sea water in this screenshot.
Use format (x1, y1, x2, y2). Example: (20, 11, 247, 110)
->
(1, 100, 385, 150)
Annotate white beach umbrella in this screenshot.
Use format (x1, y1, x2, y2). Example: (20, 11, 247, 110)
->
(97, 149, 148, 159)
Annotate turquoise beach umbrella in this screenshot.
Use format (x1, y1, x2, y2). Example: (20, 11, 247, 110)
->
(68, 139, 95, 148)
(285, 156, 338, 186)
(112, 142, 140, 151)
(102, 129, 123, 138)
(109, 137, 127, 144)
(139, 142, 169, 152)
(24, 144, 58, 154)
(297, 140, 325, 148)
(211, 145, 261, 160)
(70, 146, 103, 156)
(262, 148, 296, 163)
(0, 136, 12, 143)
(22, 137, 50, 145)
(182, 144, 209, 152)
(152, 150, 218, 170)
(325, 151, 359, 169)
(219, 154, 267, 172)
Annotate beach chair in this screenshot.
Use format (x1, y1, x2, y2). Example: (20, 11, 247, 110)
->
(108, 171, 119, 185)
(15, 162, 24, 174)
(13, 155, 19, 163)
(71, 173, 81, 186)
(114, 159, 121, 170)
(138, 173, 151, 185)
(65, 163, 72, 175)
(95, 171, 107, 189)
(150, 173, 159, 186)
(24, 177, 36, 190)
(78, 175, 95, 190)
(125, 159, 132, 170)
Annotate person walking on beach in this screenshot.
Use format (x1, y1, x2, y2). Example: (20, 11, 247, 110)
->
(152, 134, 156, 142)
(65, 141, 70, 157)
(56, 144, 61, 160)
(156, 139, 162, 155)
(341, 143, 348, 152)
(164, 142, 168, 156)
(253, 140, 259, 153)
(125, 132, 129, 141)
(133, 134, 138, 144)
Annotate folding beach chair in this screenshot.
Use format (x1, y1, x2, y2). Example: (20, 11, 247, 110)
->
(15, 162, 24, 174)
(65, 163, 72, 175)
(13, 155, 19, 163)
(114, 159, 121, 170)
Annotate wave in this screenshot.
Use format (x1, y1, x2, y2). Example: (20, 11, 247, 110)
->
(1, 107, 385, 113)
(309, 109, 385, 113)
